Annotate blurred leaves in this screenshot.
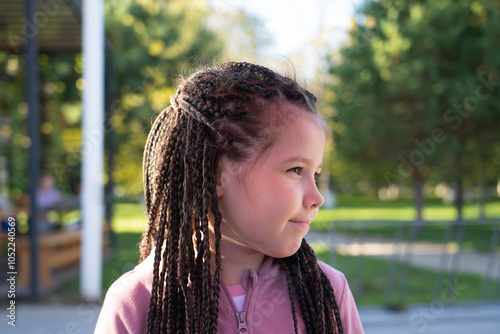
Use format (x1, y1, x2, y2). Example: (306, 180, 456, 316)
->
(1, 0, 266, 200)
(325, 0, 500, 207)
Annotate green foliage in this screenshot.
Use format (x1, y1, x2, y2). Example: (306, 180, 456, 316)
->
(104, 0, 224, 198)
(326, 0, 500, 202)
(0, 53, 29, 199)
(2, 0, 269, 200)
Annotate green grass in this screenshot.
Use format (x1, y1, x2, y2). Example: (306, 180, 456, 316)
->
(53, 232, 142, 300)
(51, 198, 499, 303)
(112, 202, 148, 233)
(314, 196, 500, 226)
(110, 197, 500, 234)
(52, 203, 146, 300)
(313, 245, 498, 307)
(312, 221, 497, 253)
(313, 195, 500, 253)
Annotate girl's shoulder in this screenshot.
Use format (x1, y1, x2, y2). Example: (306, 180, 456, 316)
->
(106, 251, 155, 299)
(95, 253, 155, 333)
(317, 260, 349, 297)
(317, 260, 365, 333)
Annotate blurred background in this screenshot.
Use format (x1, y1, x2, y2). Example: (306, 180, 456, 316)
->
(0, 0, 499, 332)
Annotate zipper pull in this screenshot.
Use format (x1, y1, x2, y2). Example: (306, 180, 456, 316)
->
(237, 311, 248, 333)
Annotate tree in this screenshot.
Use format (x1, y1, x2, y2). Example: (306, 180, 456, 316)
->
(103, 0, 226, 198)
(2, 0, 268, 201)
(0, 52, 28, 200)
(326, 0, 500, 223)
(104, 0, 268, 198)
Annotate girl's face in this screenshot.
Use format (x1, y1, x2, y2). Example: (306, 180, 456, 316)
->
(216, 104, 325, 258)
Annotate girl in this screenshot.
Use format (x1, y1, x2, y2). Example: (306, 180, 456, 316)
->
(95, 62, 364, 333)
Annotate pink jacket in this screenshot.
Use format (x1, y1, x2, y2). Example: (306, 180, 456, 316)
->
(95, 253, 364, 333)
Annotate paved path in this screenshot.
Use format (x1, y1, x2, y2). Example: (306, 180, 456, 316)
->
(1, 230, 498, 333)
(359, 302, 500, 334)
(306, 230, 500, 280)
(1, 302, 499, 333)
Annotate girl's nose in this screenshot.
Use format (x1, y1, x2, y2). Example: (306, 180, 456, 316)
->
(304, 181, 325, 209)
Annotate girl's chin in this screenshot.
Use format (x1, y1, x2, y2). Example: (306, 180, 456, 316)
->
(269, 242, 304, 259)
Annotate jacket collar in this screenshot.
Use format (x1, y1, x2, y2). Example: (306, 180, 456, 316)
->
(241, 256, 285, 288)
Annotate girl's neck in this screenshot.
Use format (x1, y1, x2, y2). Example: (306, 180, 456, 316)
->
(210, 234, 266, 286)
(220, 243, 265, 286)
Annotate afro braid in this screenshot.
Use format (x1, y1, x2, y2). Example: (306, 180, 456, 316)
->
(141, 62, 343, 333)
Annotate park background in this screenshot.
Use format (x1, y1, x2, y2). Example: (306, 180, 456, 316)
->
(1, 0, 500, 332)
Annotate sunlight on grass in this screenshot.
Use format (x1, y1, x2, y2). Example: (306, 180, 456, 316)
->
(112, 197, 500, 232)
(111, 199, 500, 234)
(112, 203, 148, 233)
(314, 200, 500, 228)
(54, 198, 499, 302)
(312, 245, 496, 306)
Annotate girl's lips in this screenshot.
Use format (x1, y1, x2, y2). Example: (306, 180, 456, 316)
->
(289, 220, 311, 230)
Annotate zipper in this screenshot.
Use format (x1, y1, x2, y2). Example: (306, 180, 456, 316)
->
(236, 311, 248, 333)
(221, 278, 253, 333)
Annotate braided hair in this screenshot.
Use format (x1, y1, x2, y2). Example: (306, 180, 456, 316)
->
(140, 62, 344, 333)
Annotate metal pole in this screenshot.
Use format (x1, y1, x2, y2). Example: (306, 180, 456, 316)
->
(80, 0, 104, 300)
(353, 221, 364, 298)
(449, 218, 466, 292)
(104, 46, 116, 250)
(328, 221, 337, 268)
(481, 220, 499, 300)
(398, 219, 420, 307)
(26, 0, 40, 299)
(434, 220, 455, 299)
(384, 221, 404, 307)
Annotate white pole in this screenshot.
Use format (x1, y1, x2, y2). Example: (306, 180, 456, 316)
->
(81, 0, 104, 300)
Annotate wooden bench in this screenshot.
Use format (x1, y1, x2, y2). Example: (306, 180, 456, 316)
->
(15, 226, 109, 288)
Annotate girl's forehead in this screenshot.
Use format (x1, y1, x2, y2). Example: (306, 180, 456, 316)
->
(220, 105, 326, 177)
(252, 111, 326, 166)
(272, 115, 325, 152)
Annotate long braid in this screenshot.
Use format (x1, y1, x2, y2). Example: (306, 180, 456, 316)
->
(145, 117, 180, 332)
(191, 135, 205, 334)
(185, 121, 204, 334)
(141, 62, 344, 333)
(176, 116, 196, 333)
(286, 240, 345, 334)
(209, 175, 223, 332)
(140, 109, 172, 261)
(295, 248, 315, 332)
(201, 139, 216, 332)
(322, 270, 344, 334)
(280, 259, 299, 334)
(302, 241, 329, 334)
(299, 240, 326, 333)
(163, 123, 185, 333)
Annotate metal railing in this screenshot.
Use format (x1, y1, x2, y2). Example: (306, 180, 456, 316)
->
(308, 219, 500, 307)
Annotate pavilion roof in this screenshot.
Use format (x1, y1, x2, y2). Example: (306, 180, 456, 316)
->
(0, 0, 82, 52)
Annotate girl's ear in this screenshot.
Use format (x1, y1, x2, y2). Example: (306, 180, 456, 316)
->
(217, 156, 242, 198)
(216, 157, 228, 198)
(216, 180, 224, 198)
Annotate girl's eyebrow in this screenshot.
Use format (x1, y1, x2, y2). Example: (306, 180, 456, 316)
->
(282, 156, 323, 169)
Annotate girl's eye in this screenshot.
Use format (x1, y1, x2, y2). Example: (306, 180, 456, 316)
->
(288, 167, 302, 175)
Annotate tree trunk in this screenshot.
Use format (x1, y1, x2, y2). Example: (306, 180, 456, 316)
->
(454, 152, 464, 224)
(478, 158, 487, 221)
(412, 167, 424, 234)
(455, 176, 464, 223)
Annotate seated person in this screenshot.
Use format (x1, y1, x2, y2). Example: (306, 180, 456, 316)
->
(37, 173, 61, 232)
